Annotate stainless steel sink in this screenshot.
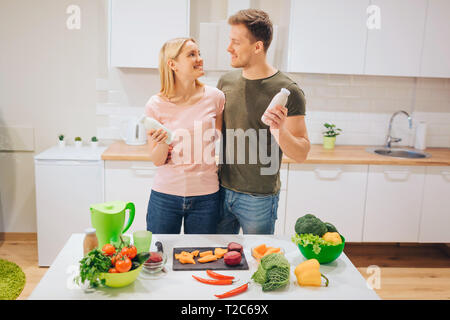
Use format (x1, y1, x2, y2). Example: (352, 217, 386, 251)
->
(366, 147, 431, 159)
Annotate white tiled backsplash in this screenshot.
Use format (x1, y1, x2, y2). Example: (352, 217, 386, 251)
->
(306, 111, 450, 148)
(95, 71, 450, 148)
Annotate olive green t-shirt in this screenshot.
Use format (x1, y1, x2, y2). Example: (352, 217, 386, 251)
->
(217, 70, 306, 195)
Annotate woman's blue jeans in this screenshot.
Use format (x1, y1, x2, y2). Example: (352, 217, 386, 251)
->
(146, 189, 220, 234)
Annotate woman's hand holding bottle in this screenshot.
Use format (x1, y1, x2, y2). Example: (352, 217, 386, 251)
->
(148, 128, 168, 144)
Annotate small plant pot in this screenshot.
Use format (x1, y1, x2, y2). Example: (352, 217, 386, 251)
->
(58, 140, 66, 148)
(91, 141, 98, 148)
(323, 136, 336, 150)
(74, 141, 82, 148)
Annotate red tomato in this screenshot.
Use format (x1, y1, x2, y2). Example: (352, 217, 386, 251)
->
(128, 245, 137, 259)
(111, 253, 122, 266)
(121, 246, 137, 259)
(102, 244, 116, 256)
(115, 256, 132, 273)
(108, 268, 118, 273)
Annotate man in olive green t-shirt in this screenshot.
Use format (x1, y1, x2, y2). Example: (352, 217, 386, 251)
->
(216, 9, 310, 234)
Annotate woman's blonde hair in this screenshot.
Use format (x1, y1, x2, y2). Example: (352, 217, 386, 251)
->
(158, 37, 203, 98)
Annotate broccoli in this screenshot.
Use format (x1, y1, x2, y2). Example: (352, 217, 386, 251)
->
(295, 214, 328, 236)
(324, 222, 338, 233)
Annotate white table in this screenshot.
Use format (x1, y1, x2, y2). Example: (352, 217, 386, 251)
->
(29, 234, 380, 300)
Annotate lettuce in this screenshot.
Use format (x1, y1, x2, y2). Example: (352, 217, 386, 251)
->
(291, 233, 338, 254)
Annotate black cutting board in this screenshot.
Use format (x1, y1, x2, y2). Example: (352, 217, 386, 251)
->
(172, 247, 249, 271)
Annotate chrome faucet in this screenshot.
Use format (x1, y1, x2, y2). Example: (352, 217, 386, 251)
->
(385, 110, 412, 148)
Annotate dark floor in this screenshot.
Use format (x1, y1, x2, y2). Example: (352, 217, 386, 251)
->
(344, 243, 450, 268)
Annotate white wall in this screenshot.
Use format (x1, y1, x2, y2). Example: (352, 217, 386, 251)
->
(0, 0, 449, 232)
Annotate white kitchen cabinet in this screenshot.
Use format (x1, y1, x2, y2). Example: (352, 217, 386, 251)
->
(419, 0, 450, 78)
(285, 164, 368, 241)
(418, 167, 450, 243)
(287, 0, 369, 74)
(34, 147, 106, 266)
(364, 0, 428, 76)
(104, 160, 157, 233)
(110, 0, 190, 68)
(274, 164, 288, 236)
(363, 165, 426, 242)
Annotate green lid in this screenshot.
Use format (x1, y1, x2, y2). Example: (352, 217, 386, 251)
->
(90, 201, 127, 214)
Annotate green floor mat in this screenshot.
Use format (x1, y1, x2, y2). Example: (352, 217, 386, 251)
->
(0, 258, 26, 300)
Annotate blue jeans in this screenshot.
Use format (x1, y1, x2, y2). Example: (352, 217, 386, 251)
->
(217, 186, 279, 234)
(146, 190, 220, 234)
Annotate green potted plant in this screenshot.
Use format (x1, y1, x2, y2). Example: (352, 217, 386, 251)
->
(322, 123, 342, 150)
(91, 136, 98, 148)
(58, 134, 65, 148)
(74, 136, 82, 148)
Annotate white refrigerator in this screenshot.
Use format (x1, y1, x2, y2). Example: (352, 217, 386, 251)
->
(34, 146, 106, 266)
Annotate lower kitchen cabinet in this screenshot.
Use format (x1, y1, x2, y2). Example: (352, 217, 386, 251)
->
(274, 164, 288, 236)
(419, 166, 450, 242)
(285, 164, 368, 241)
(104, 160, 157, 233)
(363, 165, 426, 242)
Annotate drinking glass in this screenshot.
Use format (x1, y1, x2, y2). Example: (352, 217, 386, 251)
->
(133, 230, 152, 253)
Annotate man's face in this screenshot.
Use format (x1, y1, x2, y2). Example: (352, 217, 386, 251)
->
(227, 24, 255, 68)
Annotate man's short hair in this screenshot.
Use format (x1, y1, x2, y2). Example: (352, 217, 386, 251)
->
(228, 9, 273, 53)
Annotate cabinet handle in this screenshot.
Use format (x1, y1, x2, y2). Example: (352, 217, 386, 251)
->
(314, 168, 343, 180)
(383, 170, 410, 181)
(131, 166, 157, 177)
(441, 171, 450, 181)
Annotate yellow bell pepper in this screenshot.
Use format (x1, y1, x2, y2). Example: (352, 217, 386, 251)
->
(295, 259, 329, 287)
(294, 258, 320, 277)
(322, 232, 342, 245)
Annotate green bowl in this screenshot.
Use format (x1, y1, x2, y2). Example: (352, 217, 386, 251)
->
(99, 265, 143, 288)
(297, 235, 345, 264)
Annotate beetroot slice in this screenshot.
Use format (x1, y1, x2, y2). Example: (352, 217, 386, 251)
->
(224, 251, 242, 266)
(227, 242, 243, 253)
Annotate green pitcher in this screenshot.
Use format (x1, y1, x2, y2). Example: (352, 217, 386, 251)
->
(90, 201, 135, 249)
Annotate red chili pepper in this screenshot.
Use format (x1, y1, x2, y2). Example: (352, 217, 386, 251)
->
(206, 269, 235, 280)
(214, 282, 249, 299)
(192, 275, 233, 285)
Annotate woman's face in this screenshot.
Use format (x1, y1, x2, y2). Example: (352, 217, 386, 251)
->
(170, 40, 204, 80)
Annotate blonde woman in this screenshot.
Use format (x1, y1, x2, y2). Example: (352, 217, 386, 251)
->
(145, 38, 225, 234)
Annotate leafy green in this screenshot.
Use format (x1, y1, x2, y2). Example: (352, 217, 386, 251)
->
(75, 249, 111, 288)
(292, 233, 338, 254)
(251, 253, 290, 292)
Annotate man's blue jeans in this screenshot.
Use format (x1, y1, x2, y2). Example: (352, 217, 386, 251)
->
(146, 189, 220, 234)
(217, 186, 279, 234)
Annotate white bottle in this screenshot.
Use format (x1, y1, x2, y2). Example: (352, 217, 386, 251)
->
(142, 116, 173, 144)
(261, 88, 290, 126)
(414, 121, 427, 150)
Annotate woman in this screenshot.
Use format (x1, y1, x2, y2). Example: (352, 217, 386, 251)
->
(145, 37, 225, 234)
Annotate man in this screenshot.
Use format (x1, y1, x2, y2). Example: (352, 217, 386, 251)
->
(217, 9, 310, 234)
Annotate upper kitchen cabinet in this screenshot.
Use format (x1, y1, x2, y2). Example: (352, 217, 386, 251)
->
(110, 0, 190, 68)
(420, 0, 450, 78)
(286, 0, 369, 74)
(364, 0, 427, 77)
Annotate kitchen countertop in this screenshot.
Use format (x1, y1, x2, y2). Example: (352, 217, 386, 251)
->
(102, 141, 450, 166)
(28, 233, 380, 300)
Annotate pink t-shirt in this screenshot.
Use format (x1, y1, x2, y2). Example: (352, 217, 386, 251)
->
(145, 85, 225, 197)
